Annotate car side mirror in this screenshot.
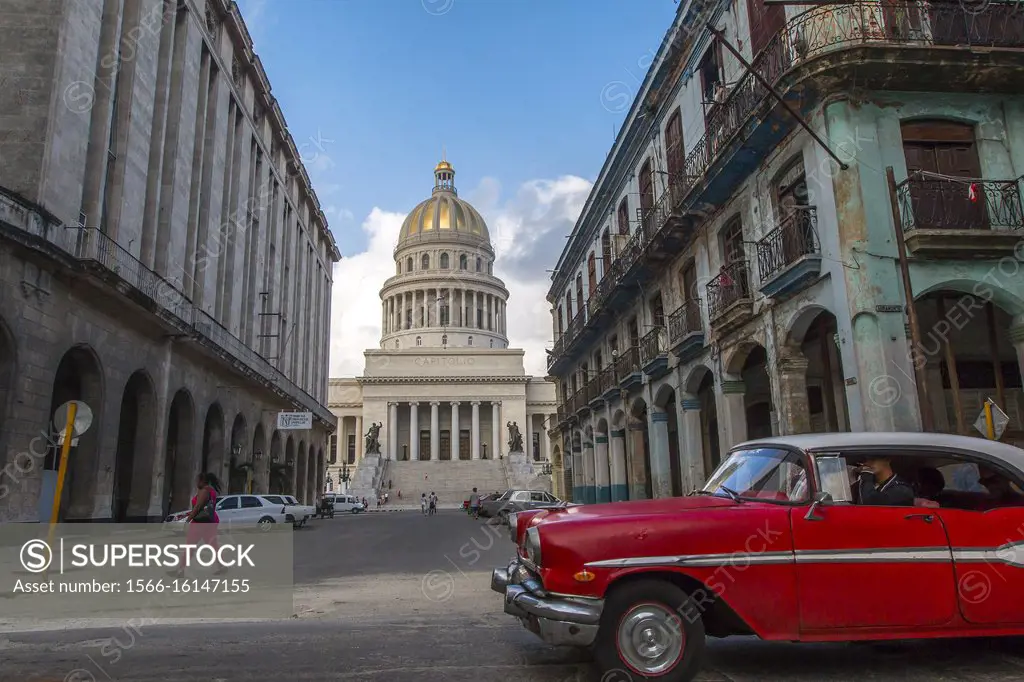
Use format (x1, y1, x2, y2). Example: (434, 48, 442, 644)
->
(804, 491, 833, 521)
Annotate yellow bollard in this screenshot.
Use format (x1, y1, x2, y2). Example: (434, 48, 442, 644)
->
(45, 402, 78, 573)
(984, 400, 995, 440)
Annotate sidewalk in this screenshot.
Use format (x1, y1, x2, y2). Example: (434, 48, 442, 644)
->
(365, 504, 462, 512)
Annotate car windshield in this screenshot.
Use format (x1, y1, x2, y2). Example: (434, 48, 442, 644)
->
(498, 490, 513, 500)
(702, 447, 810, 503)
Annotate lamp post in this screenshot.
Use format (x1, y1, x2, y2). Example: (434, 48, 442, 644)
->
(541, 461, 553, 475)
(340, 462, 351, 494)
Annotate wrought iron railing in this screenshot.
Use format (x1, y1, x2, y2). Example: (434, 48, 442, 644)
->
(573, 387, 588, 413)
(667, 301, 702, 343)
(586, 376, 602, 403)
(756, 206, 819, 282)
(706, 261, 752, 320)
(896, 174, 1024, 232)
(586, 295, 601, 322)
(565, 313, 585, 347)
(56, 227, 333, 424)
(614, 346, 640, 378)
(639, 327, 666, 366)
(599, 365, 616, 394)
(556, 403, 569, 423)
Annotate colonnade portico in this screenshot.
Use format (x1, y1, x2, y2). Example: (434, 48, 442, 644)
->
(386, 400, 505, 461)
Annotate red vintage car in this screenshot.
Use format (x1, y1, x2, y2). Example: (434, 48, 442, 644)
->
(491, 432, 1024, 681)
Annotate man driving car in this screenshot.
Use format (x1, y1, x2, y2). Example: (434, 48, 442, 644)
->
(856, 456, 915, 506)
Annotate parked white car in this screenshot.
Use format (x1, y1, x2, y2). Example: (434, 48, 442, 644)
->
(163, 494, 289, 528)
(263, 494, 314, 528)
(326, 494, 366, 513)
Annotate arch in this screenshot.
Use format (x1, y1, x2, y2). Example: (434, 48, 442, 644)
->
(48, 344, 105, 520)
(296, 440, 308, 504)
(201, 403, 226, 477)
(459, 254, 468, 270)
(421, 253, 430, 270)
(595, 417, 609, 435)
(611, 409, 626, 430)
(914, 278, 1024, 317)
(683, 364, 714, 395)
(440, 252, 450, 269)
(229, 414, 248, 493)
(163, 388, 196, 518)
(653, 382, 677, 408)
(269, 430, 285, 493)
(723, 341, 762, 376)
(551, 445, 562, 467)
(583, 424, 594, 441)
(252, 423, 268, 493)
(407, 256, 414, 272)
(468, 336, 473, 346)
(785, 303, 834, 350)
(112, 370, 157, 521)
(285, 435, 296, 495)
(416, 336, 422, 346)
(629, 396, 648, 419)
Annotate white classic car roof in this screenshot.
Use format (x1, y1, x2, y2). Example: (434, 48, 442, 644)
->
(735, 432, 1024, 469)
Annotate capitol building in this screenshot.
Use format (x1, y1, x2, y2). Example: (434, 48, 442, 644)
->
(327, 160, 559, 502)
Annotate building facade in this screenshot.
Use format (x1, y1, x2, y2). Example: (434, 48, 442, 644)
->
(0, 0, 338, 521)
(547, 0, 1024, 503)
(328, 161, 560, 502)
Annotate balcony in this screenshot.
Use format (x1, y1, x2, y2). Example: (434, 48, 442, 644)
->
(556, 402, 569, 425)
(896, 174, 1024, 258)
(0, 191, 334, 426)
(639, 326, 670, 377)
(598, 365, 618, 401)
(586, 375, 603, 405)
(614, 346, 643, 390)
(667, 302, 705, 362)
(757, 206, 821, 298)
(706, 261, 753, 332)
(573, 387, 590, 416)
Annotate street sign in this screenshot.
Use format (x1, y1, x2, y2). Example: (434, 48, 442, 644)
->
(277, 411, 312, 430)
(973, 398, 1009, 440)
(53, 400, 93, 443)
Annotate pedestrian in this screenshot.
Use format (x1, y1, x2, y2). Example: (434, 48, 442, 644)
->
(171, 472, 225, 578)
(398, 489, 402, 499)
(388, 479, 392, 489)
(420, 493, 428, 515)
(429, 491, 437, 515)
(469, 487, 481, 520)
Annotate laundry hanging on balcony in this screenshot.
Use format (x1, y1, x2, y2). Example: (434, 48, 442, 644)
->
(969, 182, 978, 203)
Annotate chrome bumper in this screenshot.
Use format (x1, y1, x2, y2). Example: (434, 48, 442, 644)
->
(490, 558, 602, 647)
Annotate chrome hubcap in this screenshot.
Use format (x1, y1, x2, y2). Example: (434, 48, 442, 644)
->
(617, 603, 684, 675)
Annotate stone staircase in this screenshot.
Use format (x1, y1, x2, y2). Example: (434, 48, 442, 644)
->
(384, 460, 510, 506)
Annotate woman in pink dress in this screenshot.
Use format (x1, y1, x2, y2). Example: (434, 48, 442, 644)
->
(171, 472, 225, 577)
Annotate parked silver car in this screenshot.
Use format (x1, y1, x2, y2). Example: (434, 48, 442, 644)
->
(482, 489, 568, 523)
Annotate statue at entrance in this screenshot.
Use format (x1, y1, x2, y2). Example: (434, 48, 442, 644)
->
(507, 421, 524, 452)
(365, 422, 382, 455)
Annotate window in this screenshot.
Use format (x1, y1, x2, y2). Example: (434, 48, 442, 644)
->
(702, 447, 810, 503)
(395, 340, 400, 348)
(650, 292, 665, 328)
(476, 257, 482, 272)
(532, 432, 541, 461)
(440, 252, 450, 269)
(698, 41, 723, 107)
(617, 199, 630, 235)
(347, 435, 356, 464)
(407, 256, 414, 272)
(746, 0, 787, 58)
(241, 496, 262, 508)
(587, 252, 597, 294)
(681, 260, 698, 304)
(665, 108, 684, 188)
(489, 339, 493, 347)
(217, 497, 239, 510)
(442, 333, 448, 345)
(468, 336, 473, 346)
(601, 230, 611, 275)
(609, 334, 618, 354)
(421, 254, 430, 269)
(262, 495, 284, 504)
(775, 157, 809, 219)
(720, 217, 744, 265)
(575, 274, 584, 317)
(565, 292, 573, 320)
(557, 307, 564, 334)
(397, 262, 401, 275)
(416, 336, 422, 346)
(488, 263, 492, 274)
(530, 491, 547, 502)
(460, 254, 468, 269)
(901, 120, 984, 231)
(638, 158, 654, 226)
(628, 317, 639, 347)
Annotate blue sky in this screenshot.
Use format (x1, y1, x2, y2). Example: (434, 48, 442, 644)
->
(235, 0, 677, 374)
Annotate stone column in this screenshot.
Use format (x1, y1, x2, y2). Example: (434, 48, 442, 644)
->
(627, 417, 648, 500)
(355, 415, 364, 465)
(471, 401, 481, 459)
(648, 407, 672, 498)
(491, 402, 500, 458)
(389, 402, 398, 459)
(435, 290, 441, 328)
(572, 434, 584, 502)
(610, 428, 628, 501)
(679, 398, 703, 490)
(409, 402, 420, 461)
(487, 295, 492, 331)
(451, 402, 460, 460)
(581, 440, 594, 503)
(541, 418, 550, 462)
(594, 433, 610, 502)
(430, 402, 440, 460)
(776, 355, 811, 435)
(720, 380, 748, 450)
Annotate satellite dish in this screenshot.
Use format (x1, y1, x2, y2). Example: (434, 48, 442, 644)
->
(53, 400, 94, 439)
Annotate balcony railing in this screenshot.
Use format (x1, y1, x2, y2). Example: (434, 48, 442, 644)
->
(639, 326, 666, 366)
(614, 346, 640, 378)
(756, 206, 819, 282)
(896, 174, 1024, 232)
(566, 313, 585, 346)
(598, 365, 616, 395)
(667, 302, 702, 344)
(0, 190, 334, 426)
(706, 261, 752, 320)
(586, 376, 602, 403)
(573, 387, 588, 413)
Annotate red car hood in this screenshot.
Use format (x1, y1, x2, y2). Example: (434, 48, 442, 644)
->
(530, 495, 736, 526)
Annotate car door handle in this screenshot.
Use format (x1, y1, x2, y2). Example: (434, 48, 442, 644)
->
(905, 513, 934, 523)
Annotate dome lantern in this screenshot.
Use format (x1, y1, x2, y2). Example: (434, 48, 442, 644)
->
(396, 158, 491, 244)
(434, 158, 455, 195)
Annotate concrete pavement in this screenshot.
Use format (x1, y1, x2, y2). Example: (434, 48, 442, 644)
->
(2, 511, 1024, 680)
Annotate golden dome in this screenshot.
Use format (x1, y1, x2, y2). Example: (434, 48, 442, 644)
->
(397, 160, 491, 243)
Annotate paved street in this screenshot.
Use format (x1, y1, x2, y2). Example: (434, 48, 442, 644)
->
(3, 511, 1024, 681)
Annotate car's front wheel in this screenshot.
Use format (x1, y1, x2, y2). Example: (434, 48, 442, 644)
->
(594, 579, 706, 681)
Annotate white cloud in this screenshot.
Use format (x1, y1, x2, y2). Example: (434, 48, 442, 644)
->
(328, 176, 593, 378)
